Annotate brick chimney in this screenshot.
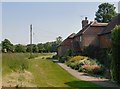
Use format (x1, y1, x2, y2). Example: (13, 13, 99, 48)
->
(82, 17, 88, 28)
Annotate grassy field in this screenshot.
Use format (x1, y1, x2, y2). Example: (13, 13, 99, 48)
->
(2, 53, 104, 88)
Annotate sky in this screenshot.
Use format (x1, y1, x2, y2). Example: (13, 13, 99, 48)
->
(1, 2, 119, 45)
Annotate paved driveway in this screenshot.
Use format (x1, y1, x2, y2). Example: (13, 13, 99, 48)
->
(57, 63, 120, 88)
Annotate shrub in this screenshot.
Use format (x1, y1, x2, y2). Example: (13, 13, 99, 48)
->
(82, 45, 99, 58)
(58, 56, 68, 63)
(69, 62, 79, 70)
(66, 55, 105, 75)
(78, 67, 84, 72)
(65, 49, 75, 56)
(78, 58, 100, 67)
(111, 25, 120, 84)
(81, 64, 104, 75)
(69, 56, 88, 62)
(69, 63, 76, 69)
(52, 55, 58, 59)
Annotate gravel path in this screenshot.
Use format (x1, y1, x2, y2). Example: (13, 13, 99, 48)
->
(57, 63, 120, 88)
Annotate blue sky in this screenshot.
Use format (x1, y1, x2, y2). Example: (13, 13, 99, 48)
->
(2, 2, 118, 44)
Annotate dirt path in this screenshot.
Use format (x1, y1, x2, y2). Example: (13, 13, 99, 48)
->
(57, 63, 120, 88)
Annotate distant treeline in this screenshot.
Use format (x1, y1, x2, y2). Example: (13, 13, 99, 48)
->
(1, 36, 62, 53)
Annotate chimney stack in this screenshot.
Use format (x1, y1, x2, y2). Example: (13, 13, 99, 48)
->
(82, 17, 88, 28)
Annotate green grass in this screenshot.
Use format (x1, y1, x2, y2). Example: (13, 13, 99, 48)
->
(27, 54, 103, 88)
(2, 53, 29, 76)
(2, 53, 107, 88)
(2, 53, 53, 76)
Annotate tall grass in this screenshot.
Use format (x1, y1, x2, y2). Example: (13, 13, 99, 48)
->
(2, 53, 29, 76)
(2, 53, 54, 76)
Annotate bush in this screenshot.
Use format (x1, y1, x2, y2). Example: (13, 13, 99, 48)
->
(78, 67, 84, 72)
(52, 55, 58, 59)
(59, 56, 72, 63)
(80, 64, 104, 75)
(69, 56, 88, 62)
(82, 45, 111, 69)
(111, 25, 120, 84)
(58, 56, 68, 63)
(78, 58, 100, 67)
(66, 55, 105, 75)
(65, 49, 75, 56)
(69, 63, 76, 69)
(82, 45, 99, 58)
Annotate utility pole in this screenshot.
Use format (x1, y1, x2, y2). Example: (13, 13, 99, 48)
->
(30, 24, 32, 58)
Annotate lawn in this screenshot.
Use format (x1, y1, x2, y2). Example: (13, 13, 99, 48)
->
(2, 53, 106, 88)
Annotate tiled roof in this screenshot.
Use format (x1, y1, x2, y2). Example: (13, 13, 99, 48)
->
(60, 33, 75, 46)
(98, 14, 120, 35)
(91, 23, 108, 27)
(68, 33, 76, 38)
(75, 20, 108, 37)
(75, 24, 91, 37)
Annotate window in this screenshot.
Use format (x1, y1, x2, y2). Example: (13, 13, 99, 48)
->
(80, 36, 82, 42)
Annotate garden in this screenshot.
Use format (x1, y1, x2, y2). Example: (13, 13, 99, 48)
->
(57, 25, 120, 85)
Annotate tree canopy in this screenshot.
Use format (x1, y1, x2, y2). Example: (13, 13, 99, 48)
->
(15, 44, 26, 53)
(2, 36, 62, 53)
(2, 39, 14, 52)
(95, 3, 117, 23)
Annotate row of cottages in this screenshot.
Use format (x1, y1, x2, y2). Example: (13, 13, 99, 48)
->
(58, 14, 120, 57)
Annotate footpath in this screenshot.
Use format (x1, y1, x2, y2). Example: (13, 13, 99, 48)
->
(57, 63, 120, 89)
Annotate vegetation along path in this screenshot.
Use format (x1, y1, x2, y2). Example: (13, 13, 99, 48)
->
(57, 62, 120, 88)
(3, 53, 104, 88)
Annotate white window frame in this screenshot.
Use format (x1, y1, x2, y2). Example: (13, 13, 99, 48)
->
(80, 36, 82, 42)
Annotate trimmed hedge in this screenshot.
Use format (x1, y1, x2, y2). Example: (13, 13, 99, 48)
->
(111, 25, 120, 84)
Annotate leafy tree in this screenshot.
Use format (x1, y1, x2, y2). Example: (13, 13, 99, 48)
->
(26, 44, 32, 52)
(37, 41, 59, 53)
(2, 39, 14, 52)
(50, 41, 58, 52)
(37, 43, 45, 53)
(95, 3, 116, 23)
(32, 44, 38, 53)
(15, 44, 26, 53)
(111, 25, 120, 84)
(56, 36, 62, 45)
(26, 44, 38, 53)
(44, 42, 51, 52)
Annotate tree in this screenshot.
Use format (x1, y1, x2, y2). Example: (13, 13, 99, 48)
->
(15, 44, 26, 53)
(26, 44, 31, 52)
(37, 43, 45, 53)
(95, 3, 116, 23)
(2, 39, 14, 52)
(26, 44, 38, 53)
(111, 25, 120, 84)
(56, 36, 62, 45)
(32, 44, 38, 53)
(44, 42, 51, 52)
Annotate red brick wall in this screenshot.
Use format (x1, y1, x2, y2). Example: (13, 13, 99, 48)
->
(81, 26, 105, 49)
(99, 33, 111, 48)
